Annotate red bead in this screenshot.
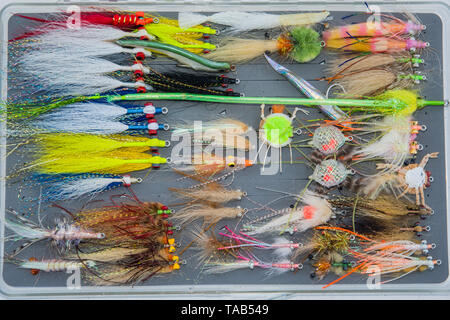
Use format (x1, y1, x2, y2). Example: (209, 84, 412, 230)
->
(135, 52, 146, 61)
(134, 70, 144, 77)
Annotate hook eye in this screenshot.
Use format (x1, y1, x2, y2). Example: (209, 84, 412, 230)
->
(163, 124, 170, 131)
(153, 17, 160, 24)
(346, 135, 353, 142)
(166, 157, 172, 163)
(165, 140, 171, 147)
(424, 226, 431, 232)
(161, 107, 169, 114)
(295, 128, 302, 135)
(417, 144, 424, 151)
(137, 178, 143, 183)
(429, 176, 434, 183)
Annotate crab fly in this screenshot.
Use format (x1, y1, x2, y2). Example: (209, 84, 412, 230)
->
(376, 152, 438, 211)
(257, 104, 306, 172)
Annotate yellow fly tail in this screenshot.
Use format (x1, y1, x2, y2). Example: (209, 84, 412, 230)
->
(34, 151, 166, 174)
(35, 133, 166, 156)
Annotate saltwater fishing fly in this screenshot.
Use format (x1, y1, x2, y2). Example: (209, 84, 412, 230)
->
(203, 27, 323, 64)
(241, 190, 333, 236)
(178, 11, 330, 31)
(4, 209, 105, 257)
(28, 173, 142, 201)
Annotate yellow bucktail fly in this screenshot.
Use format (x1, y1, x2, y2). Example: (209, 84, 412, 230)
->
(35, 133, 169, 156)
(34, 150, 168, 175)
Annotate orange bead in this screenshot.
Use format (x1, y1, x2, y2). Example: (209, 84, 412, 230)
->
(28, 257, 40, 276)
